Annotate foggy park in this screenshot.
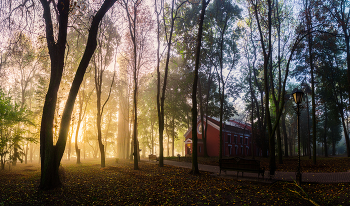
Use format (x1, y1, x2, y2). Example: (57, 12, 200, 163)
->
(0, 0, 350, 205)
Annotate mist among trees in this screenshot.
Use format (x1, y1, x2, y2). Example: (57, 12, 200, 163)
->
(0, 0, 349, 190)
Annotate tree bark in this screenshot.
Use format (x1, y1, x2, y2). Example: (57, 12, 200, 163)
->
(39, 0, 117, 190)
(75, 83, 90, 164)
(323, 103, 328, 157)
(281, 111, 288, 157)
(198, 79, 208, 157)
(191, 0, 209, 175)
(251, 101, 255, 159)
(338, 100, 350, 157)
(75, 93, 83, 164)
(155, 0, 164, 165)
(252, 0, 308, 174)
(306, 94, 311, 159)
(203, 71, 213, 157)
(117, 65, 129, 159)
(305, 0, 317, 165)
(172, 115, 175, 157)
(155, 0, 185, 166)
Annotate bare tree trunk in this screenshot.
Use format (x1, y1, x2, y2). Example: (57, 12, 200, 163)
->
(68, 128, 72, 161)
(24, 143, 28, 164)
(172, 115, 175, 157)
(251, 101, 255, 159)
(198, 79, 208, 157)
(133, 67, 138, 169)
(29, 142, 33, 162)
(75, 102, 82, 164)
(75, 84, 90, 164)
(39, 0, 117, 190)
(190, 0, 209, 175)
(305, 0, 317, 165)
(151, 118, 155, 155)
(289, 127, 293, 156)
(323, 104, 328, 157)
(97, 111, 105, 167)
(203, 73, 213, 157)
(155, 0, 186, 166)
(166, 116, 170, 157)
(306, 95, 311, 159)
(339, 106, 350, 157)
(282, 111, 288, 157)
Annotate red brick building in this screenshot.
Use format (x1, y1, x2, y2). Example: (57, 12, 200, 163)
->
(184, 116, 261, 157)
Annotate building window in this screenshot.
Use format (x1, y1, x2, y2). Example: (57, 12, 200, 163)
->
(229, 146, 232, 155)
(235, 146, 238, 155)
(240, 136, 243, 144)
(228, 134, 231, 144)
(246, 147, 249, 155)
(245, 137, 248, 145)
(234, 135, 237, 144)
(241, 146, 243, 155)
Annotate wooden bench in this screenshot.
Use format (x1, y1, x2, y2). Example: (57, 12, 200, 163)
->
(149, 154, 158, 161)
(219, 157, 265, 180)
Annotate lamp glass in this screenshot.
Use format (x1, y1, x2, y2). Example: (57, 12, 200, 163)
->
(293, 90, 304, 104)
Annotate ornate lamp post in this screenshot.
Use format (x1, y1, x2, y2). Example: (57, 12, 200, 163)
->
(292, 88, 304, 185)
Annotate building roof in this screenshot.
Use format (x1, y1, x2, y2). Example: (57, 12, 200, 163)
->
(184, 116, 251, 138)
(228, 120, 252, 131)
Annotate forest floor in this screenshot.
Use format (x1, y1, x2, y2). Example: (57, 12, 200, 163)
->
(0, 158, 349, 205)
(164, 155, 350, 173)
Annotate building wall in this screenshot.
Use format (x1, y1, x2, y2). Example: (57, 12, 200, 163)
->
(222, 132, 251, 157)
(185, 118, 261, 157)
(185, 121, 220, 157)
(200, 121, 220, 157)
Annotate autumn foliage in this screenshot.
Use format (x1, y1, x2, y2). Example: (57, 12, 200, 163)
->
(1, 158, 349, 205)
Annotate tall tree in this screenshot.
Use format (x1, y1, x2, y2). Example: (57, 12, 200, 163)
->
(0, 90, 32, 170)
(243, 11, 268, 157)
(249, 0, 309, 175)
(74, 79, 92, 164)
(315, 31, 349, 157)
(117, 55, 131, 159)
(304, 0, 317, 164)
(121, 0, 153, 169)
(6, 32, 39, 165)
(155, 0, 187, 167)
(190, 0, 210, 175)
(92, 15, 118, 168)
(206, 0, 241, 160)
(36, 0, 117, 189)
(321, 0, 350, 136)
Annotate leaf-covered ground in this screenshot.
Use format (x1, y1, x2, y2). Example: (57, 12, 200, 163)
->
(0, 158, 349, 205)
(165, 156, 350, 173)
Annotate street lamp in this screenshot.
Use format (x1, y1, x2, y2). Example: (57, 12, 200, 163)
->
(292, 88, 304, 185)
